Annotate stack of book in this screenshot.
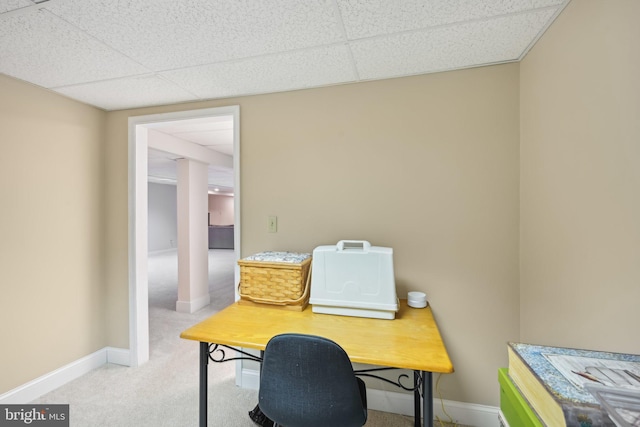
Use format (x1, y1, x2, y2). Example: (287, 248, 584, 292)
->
(506, 342, 640, 427)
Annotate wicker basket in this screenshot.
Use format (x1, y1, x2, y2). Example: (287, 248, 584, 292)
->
(238, 252, 312, 311)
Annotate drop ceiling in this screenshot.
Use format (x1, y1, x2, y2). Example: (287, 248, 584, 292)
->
(1, 0, 570, 112)
(1, 0, 570, 193)
(146, 115, 235, 194)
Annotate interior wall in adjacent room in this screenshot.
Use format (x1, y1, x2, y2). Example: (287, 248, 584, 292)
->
(148, 182, 178, 252)
(208, 194, 234, 226)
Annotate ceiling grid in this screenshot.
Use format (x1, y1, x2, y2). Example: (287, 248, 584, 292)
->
(0, 0, 571, 191)
(0, 0, 570, 111)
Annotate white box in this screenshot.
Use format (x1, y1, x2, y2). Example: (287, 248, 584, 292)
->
(309, 240, 398, 320)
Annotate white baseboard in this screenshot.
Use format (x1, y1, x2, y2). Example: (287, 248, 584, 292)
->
(239, 368, 500, 427)
(435, 399, 500, 427)
(498, 410, 509, 427)
(176, 294, 211, 314)
(367, 389, 500, 427)
(239, 367, 260, 390)
(0, 347, 130, 404)
(106, 347, 131, 366)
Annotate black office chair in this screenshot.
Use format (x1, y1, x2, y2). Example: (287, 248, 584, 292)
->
(258, 333, 368, 427)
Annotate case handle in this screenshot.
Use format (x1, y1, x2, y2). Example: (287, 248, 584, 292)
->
(336, 240, 371, 252)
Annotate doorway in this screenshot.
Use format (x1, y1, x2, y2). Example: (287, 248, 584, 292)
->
(127, 106, 240, 367)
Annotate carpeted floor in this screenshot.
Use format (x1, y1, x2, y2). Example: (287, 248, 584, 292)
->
(32, 249, 465, 426)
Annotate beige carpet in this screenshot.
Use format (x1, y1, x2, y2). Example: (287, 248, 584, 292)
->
(32, 249, 466, 427)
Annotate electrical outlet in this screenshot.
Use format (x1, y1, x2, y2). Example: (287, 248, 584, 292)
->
(268, 215, 277, 233)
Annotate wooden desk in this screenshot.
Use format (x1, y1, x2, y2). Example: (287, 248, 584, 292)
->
(180, 299, 453, 427)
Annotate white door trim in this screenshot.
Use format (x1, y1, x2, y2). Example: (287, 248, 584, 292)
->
(127, 105, 241, 367)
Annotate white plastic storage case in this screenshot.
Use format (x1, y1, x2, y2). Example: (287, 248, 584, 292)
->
(310, 240, 399, 320)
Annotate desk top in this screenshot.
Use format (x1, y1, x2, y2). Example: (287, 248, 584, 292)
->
(180, 300, 453, 374)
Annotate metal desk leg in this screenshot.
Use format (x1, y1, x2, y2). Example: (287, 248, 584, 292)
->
(422, 371, 433, 427)
(414, 371, 421, 427)
(199, 342, 208, 427)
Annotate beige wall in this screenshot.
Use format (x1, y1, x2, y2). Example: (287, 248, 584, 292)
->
(208, 194, 234, 225)
(0, 75, 107, 393)
(105, 64, 521, 405)
(520, 0, 640, 353)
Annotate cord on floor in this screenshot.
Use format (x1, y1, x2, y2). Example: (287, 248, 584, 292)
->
(435, 373, 459, 427)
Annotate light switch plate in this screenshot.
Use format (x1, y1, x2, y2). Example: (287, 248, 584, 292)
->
(268, 215, 277, 233)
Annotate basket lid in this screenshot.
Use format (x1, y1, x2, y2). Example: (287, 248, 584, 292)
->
(242, 251, 311, 264)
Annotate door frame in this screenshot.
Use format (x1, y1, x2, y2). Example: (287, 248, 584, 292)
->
(127, 105, 241, 367)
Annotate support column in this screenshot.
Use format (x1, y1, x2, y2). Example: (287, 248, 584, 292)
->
(176, 158, 210, 313)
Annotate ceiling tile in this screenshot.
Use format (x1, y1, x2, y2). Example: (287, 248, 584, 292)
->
(0, 0, 31, 14)
(45, 0, 346, 70)
(53, 75, 198, 111)
(0, 9, 149, 88)
(148, 149, 179, 161)
(176, 130, 233, 148)
(208, 166, 235, 188)
(0, 0, 570, 111)
(148, 157, 177, 174)
(148, 157, 234, 189)
(150, 116, 234, 155)
(204, 143, 234, 157)
(337, 0, 565, 39)
(161, 44, 357, 99)
(351, 8, 557, 80)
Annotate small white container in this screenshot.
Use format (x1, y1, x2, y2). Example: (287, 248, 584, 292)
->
(407, 291, 427, 308)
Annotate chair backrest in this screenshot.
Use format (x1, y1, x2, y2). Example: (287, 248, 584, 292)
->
(258, 333, 367, 427)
